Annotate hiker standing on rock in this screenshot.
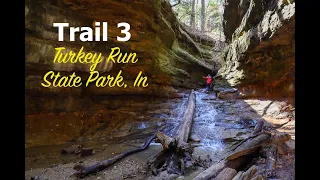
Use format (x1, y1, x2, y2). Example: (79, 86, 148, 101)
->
(203, 74, 214, 93)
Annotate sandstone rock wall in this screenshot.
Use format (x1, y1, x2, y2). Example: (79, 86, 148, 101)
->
(25, 0, 219, 114)
(218, 0, 295, 99)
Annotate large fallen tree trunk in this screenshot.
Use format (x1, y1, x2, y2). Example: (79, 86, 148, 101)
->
(72, 90, 196, 178)
(232, 165, 258, 180)
(193, 121, 272, 180)
(149, 89, 196, 176)
(193, 120, 292, 180)
(262, 144, 277, 178)
(73, 134, 156, 178)
(215, 167, 237, 180)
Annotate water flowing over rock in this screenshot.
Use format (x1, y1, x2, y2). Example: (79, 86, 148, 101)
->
(25, 0, 224, 148)
(25, 1, 295, 179)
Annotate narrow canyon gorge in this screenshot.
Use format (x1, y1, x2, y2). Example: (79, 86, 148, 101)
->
(25, 0, 295, 179)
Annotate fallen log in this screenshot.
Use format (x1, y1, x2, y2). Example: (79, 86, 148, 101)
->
(215, 167, 237, 180)
(232, 165, 258, 180)
(224, 121, 271, 163)
(156, 131, 174, 150)
(194, 125, 292, 180)
(193, 160, 227, 180)
(73, 134, 156, 178)
(227, 132, 291, 161)
(226, 146, 261, 161)
(176, 90, 196, 144)
(251, 174, 264, 180)
(232, 171, 243, 180)
(149, 90, 196, 176)
(242, 165, 258, 179)
(264, 145, 277, 178)
(226, 133, 271, 161)
(193, 121, 271, 180)
(260, 134, 291, 178)
(230, 121, 268, 152)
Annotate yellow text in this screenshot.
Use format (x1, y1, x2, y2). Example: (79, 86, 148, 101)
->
(41, 71, 82, 87)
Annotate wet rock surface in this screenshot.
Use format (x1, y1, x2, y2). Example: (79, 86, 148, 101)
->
(25, 92, 188, 148)
(25, 90, 294, 179)
(25, 0, 295, 179)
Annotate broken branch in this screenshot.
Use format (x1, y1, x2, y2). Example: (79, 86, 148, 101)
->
(73, 134, 156, 178)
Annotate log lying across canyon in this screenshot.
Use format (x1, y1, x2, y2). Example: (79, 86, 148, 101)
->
(193, 120, 291, 180)
(149, 89, 196, 176)
(72, 90, 196, 178)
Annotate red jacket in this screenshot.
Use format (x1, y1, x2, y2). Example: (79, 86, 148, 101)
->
(203, 76, 213, 84)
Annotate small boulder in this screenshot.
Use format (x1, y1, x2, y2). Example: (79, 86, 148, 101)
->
(218, 90, 245, 100)
(189, 134, 201, 142)
(80, 147, 94, 157)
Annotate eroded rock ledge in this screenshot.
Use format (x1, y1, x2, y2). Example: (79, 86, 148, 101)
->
(217, 0, 295, 100)
(25, 0, 219, 114)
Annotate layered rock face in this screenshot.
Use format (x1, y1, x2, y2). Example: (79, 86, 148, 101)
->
(217, 0, 295, 99)
(25, 0, 219, 147)
(25, 0, 217, 114)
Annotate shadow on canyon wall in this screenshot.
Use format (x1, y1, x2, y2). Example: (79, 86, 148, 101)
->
(25, 0, 295, 179)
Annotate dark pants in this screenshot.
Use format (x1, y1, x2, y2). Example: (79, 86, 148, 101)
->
(205, 82, 215, 92)
(205, 83, 210, 92)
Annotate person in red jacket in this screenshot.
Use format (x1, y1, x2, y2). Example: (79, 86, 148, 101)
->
(203, 74, 213, 93)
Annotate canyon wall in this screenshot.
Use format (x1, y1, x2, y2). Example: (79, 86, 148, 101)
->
(25, 0, 220, 147)
(25, 0, 218, 114)
(217, 0, 295, 100)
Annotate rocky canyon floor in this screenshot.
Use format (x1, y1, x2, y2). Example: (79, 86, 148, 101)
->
(25, 89, 295, 180)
